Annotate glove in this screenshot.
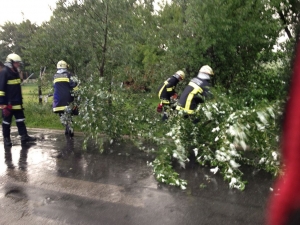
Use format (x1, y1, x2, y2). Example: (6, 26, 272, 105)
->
(156, 103, 163, 113)
(171, 93, 178, 100)
(2, 105, 12, 117)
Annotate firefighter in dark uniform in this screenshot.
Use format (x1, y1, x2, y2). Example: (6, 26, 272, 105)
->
(0, 53, 36, 146)
(0, 61, 4, 71)
(176, 65, 214, 121)
(52, 60, 78, 136)
(157, 70, 185, 121)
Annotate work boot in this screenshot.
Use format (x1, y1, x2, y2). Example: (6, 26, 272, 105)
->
(4, 137, 12, 147)
(69, 129, 74, 138)
(21, 134, 37, 145)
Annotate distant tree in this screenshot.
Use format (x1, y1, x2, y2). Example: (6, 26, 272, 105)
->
(0, 20, 38, 70)
(156, 0, 283, 94)
(273, 0, 300, 40)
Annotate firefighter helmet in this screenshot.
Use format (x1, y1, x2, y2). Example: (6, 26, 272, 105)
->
(176, 70, 185, 80)
(6, 53, 22, 63)
(57, 60, 68, 69)
(199, 65, 214, 76)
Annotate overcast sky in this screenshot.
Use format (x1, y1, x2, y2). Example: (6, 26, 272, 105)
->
(0, 0, 169, 26)
(0, 0, 57, 26)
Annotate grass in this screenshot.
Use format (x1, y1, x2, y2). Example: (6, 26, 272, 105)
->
(22, 82, 39, 97)
(20, 82, 67, 130)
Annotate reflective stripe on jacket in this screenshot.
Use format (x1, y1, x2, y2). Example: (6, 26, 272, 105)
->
(52, 71, 77, 113)
(157, 76, 179, 104)
(0, 67, 23, 108)
(177, 77, 211, 114)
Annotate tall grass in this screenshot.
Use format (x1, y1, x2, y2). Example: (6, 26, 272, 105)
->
(21, 82, 64, 130)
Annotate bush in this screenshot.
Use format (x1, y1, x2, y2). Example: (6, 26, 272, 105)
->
(150, 91, 283, 190)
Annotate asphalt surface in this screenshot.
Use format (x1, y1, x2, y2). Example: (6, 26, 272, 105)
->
(0, 128, 275, 225)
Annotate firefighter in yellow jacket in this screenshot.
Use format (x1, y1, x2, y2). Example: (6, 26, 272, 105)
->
(157, 70, 185, 121)
(176, 65, 214, 120)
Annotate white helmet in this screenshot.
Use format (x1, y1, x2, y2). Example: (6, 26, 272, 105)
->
(57, 60, 68, 69)
(6, 53, 22, 63)
(175, 70, 185, 80)
(199, 65, 214, 76)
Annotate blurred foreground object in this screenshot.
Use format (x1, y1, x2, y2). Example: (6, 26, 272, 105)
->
(266, 41, 300, 225)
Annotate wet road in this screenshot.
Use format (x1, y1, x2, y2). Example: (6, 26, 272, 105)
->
(0, 128, 275, 225)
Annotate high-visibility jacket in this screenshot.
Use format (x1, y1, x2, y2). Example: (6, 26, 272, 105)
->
(52, 70, 78, 113)
(176, 77, 211, 114)
(157, 76, 180, 104)
(0, 67, 23, 110)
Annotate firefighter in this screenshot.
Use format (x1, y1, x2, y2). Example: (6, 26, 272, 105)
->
(157, 70, 185, 121)
(0, 61, 4, 71)
(52, 60, 78, 137)
(0, 53, 37, 146)
(176, 65, 214, 121)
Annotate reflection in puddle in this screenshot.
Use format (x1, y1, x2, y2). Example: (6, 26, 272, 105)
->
(0, 130, 276, 225)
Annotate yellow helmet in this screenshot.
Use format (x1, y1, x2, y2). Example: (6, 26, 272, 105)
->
(199, 65, 214, 76)
(6, 53, 22, 63)
(57, 60, 68, 69)
(176, 70, 185, 80)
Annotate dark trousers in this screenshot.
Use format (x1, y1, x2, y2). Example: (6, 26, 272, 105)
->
(57, 111, 73, 130)
(2, 110, 27, 138)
